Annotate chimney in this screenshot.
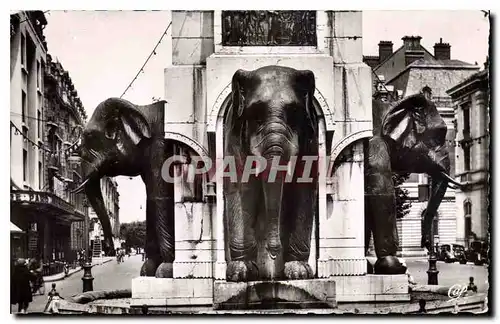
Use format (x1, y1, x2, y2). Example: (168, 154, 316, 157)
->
(434, 38, 451, 60)
(402, 36, 424, 66)
(402, 36, 422, 50)
(378, 41, 394, 62)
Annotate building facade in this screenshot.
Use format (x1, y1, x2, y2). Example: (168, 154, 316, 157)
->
(43, 54, 89, 261)
(10, 11, 50, 261)
(10, 11, 89, 266)
(447, 63, 490, 247)
(365, 36, 480, 256)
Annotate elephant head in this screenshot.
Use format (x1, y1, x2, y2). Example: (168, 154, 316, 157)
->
(379, 93, 462, 249)
(73, 98, 156, 256)
(226, 66, 317, 163)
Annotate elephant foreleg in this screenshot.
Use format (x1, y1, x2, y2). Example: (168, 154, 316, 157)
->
(225, 181, 259, 282)
(283, 183, 315, 280)
(140, 197, 162, 277)
(153, 196, 175, 278)
(365, 137, 406, 274)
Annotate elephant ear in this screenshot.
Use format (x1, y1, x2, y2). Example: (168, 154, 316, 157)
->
(296, 70, 318, 136)
(226, 69, 251, 140)
(109, 98, 152, 145)
(381, 93, 430, 149)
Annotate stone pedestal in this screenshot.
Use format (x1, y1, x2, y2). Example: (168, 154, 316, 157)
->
(172, 202, 214, 278)
(335, 275, 410, 302)
(213, 279, 336, 310)
(130, 277, 213, 307)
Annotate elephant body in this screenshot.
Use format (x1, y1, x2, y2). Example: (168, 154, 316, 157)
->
(224, 66, 318, 281)
(76, 98, 195, 278)
(365, 94, 459, 274)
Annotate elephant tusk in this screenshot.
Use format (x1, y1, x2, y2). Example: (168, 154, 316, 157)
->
(71, 178, 90, 194)
(440, 171, 463, 188)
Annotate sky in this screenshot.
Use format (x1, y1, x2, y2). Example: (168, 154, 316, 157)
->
(41, 10, 490, 224)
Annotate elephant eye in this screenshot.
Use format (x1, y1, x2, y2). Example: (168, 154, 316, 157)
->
(105, 121, 117, 140)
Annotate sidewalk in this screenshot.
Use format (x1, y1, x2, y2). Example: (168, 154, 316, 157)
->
(43, 257, 114, 282)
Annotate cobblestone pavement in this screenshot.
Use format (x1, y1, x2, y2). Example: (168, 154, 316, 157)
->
(20, 255, 489, 313)
(27, 254, 143, 313)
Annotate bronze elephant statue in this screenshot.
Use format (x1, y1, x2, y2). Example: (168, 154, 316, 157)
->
(223, 66, 318, 281)
(73, 98, 196, 278)
(365, 93, 462, 274)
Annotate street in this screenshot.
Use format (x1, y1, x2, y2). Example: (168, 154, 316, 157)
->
(406, 259, 489, 293)
(23, 256, 489, 313)
(28, 254, 143, 313)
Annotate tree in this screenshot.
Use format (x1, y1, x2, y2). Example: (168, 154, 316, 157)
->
(393, 173, 412, 219)
(119, 221, 146, 249)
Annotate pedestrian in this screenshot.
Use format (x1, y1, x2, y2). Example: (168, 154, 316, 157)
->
(418, 299, 427, 313)
(11, 258, 35, 314)
(467, 276, 478, 293)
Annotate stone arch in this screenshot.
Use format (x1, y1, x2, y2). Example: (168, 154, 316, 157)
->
(165, 131, 210, 160)
(327, 130, 373, 178)
(165, 131, 210, 198)
(206, 82, 334, 133)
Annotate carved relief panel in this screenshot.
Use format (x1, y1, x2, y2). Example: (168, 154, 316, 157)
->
(221, 11, 317, 46)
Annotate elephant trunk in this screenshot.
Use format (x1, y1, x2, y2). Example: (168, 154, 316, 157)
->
(84, 177, 116, 256)
(255, 120, 297, 162)
(73, 153, 116, 257)
(262, 178, 284, 260)
(421, 151, 450, 250)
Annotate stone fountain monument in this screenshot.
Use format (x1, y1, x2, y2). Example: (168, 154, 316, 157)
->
(129, 10, 410, 311)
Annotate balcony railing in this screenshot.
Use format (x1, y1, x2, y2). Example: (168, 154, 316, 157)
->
(11, 190, 75, 215)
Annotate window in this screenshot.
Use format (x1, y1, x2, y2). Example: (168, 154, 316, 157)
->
(464, 200, 472, 243)
(174, 145, 204, 202)
(37, 109, 41, 139)
(463, 104, 470, 138)
(464, 145, 471, 171)
(22, 90, 27, 123)
(21, 33, 25, 66)
(464, 200, 472, 215)
(23, 149, 28, 182)
(37, 61, 41, 89)
(39, 161, 43, 190)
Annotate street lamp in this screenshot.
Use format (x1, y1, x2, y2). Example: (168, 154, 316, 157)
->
(427, 221, 439, 285)
(82, 198, 94, 292)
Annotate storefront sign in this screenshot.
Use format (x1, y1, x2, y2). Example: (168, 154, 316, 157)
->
(53, 177, 67, 201)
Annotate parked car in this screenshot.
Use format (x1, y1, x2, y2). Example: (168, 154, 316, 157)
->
(437, 244, 456, 263)
(452, 244, 467, 264)
(466, 240, 489, 265)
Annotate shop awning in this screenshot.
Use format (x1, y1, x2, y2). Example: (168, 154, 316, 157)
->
(10, 222, 24, 233)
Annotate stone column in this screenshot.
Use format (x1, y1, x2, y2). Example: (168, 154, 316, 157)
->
(165, 10, 216, 278)
(318, 141, 366, 277)
(318, 11, 371, 277)
(213, 117, 226, 279)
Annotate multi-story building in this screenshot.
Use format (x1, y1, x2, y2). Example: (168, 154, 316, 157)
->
(43, 53, 89, 261)
(447, 60, 490, 247)
(365, 36, 480, 256)
(89, 177, 120, 254)
(10, 11, 89, 267)
(10, 11, 51, 261)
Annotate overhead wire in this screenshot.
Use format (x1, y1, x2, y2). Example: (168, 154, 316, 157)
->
(119, 21, 172, 99)
(13, 10, 51, 25)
